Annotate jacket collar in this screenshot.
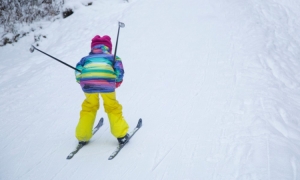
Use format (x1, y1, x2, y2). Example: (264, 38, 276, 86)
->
(90, 44, 111, 55)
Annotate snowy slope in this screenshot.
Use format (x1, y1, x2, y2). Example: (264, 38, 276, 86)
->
(1, 0, 300, 179)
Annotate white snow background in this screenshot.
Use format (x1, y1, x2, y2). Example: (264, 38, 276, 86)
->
(1, 0, 300, 179)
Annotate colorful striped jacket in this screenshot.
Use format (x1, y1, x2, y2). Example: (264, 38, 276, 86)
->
(75, 45, 124, 93)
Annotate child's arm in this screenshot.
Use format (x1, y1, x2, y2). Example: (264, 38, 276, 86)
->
(75, 58, 85, 83)
(114, 56, 124, 83)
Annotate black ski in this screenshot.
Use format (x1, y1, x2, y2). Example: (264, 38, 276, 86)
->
(108, 118, 143, 160)
(66, 117, 104, 160)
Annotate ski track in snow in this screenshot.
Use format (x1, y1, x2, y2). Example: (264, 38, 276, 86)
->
(1, 0, 300, 179)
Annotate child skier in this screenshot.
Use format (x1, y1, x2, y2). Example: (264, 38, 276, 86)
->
(74, 35, 129, 146)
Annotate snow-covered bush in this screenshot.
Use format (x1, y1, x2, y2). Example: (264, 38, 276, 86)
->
(0, 0, 94, 47)
(0, 0, 63, 46)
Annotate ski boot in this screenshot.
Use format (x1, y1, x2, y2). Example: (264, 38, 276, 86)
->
(79, 141, 88, 146)
(117, 134, 129, 145)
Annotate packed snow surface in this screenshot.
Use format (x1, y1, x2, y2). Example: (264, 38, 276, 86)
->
(1, 0, 300, 179)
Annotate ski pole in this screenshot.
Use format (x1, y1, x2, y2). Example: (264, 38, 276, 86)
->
(30, 45, 81, 73)
(113, 22, 125, 61)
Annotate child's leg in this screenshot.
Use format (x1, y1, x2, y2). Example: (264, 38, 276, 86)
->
(76, 93, 99, 142)
(101, 92, 129, 138)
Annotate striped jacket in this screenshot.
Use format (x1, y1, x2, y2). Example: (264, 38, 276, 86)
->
(75, 45, 124, 93)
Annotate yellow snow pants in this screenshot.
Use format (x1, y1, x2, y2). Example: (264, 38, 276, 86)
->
(76, 92, 129, 142)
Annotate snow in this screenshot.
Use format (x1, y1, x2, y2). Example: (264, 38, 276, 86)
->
(1, 0, 300, 179)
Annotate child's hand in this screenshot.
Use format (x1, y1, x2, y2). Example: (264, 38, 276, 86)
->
(116, 81, 123, 88)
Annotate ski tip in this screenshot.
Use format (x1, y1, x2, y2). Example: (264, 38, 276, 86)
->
(99, 117, 104, 125)
(66, 156, 72, 160)
(137, 118, 142, 128)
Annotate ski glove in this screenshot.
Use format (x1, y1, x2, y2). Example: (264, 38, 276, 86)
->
(116, 81, 123, 88)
